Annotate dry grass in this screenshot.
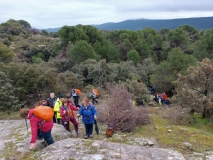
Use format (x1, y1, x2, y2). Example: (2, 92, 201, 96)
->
(134, 106, 213, 154)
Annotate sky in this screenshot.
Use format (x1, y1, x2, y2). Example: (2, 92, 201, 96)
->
(0, 0, 213, 29)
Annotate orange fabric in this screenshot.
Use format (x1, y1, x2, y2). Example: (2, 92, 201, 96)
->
(33, 106, 54, 121)
(75, 89, 81, 96)
(167, 97, 172, 103)
(67, 106, 72, 117)
(93, 89, 99, 96)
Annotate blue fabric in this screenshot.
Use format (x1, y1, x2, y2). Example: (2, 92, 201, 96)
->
(79, 104, 97, 124)
(41, 129, 54, 145)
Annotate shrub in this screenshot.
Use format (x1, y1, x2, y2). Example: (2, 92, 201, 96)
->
(98, 84, 150, 132)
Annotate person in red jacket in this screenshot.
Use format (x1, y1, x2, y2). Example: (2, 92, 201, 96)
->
(60, 98, 72, 132)
(68, 101, 79, 136)
(19, 107, 54, 150)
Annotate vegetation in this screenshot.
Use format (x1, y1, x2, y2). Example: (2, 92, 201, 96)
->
(0, 18, 213, 131)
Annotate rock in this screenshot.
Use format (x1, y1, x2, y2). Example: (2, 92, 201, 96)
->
(89, 154, 105, 160)
(64, 144, 71, 148)
(114, 153, 121, 158)
(0, 120, 186, 160)
(168, 129, 172, 133)
(147, 140, 155, 146)
(183, 142, 192, 150)
(92, 141, 101, 148)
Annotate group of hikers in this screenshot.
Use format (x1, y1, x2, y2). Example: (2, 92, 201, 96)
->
(19, 88, 99, 149)
(148, 85, 172, 105)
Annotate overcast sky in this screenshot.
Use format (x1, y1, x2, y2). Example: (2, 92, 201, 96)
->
(1, 0, 213, 29)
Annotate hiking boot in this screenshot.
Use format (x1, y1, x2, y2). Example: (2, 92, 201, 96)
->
(85, 135, 89, 139)
(75, 130, 78, 137)
(89, 134, 93, 138)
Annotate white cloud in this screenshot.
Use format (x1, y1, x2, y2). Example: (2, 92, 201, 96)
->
(0, 0, 213, 28)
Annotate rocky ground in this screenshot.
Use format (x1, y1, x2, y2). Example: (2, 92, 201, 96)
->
(0, 120, 212, 160)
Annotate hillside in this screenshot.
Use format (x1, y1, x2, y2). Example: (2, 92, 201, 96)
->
(42, 16, 213, 32)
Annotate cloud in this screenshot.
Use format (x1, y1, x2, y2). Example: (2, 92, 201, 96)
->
(0, 0, 213, 28)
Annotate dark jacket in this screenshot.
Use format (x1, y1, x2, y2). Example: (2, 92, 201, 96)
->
(47, 97, 57, 108)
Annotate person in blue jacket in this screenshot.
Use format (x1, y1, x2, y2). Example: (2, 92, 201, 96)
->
(77, 97, 97, 139)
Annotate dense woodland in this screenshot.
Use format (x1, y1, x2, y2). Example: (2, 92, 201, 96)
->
(1, 19, 213, 119)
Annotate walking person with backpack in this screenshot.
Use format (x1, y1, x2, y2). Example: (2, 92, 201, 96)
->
(19, 100, 54, 150)
(77, 97, 97, 139)
(68, 89, 81, 108)
(60, 98, 72, 132)
(89, 89, 99, 104)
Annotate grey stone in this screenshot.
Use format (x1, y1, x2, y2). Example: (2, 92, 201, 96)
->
(114, 152, 121, 158)
(147, 140, 155, 146)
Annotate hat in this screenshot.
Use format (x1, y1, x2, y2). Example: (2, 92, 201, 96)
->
(58, 94, 64, 98)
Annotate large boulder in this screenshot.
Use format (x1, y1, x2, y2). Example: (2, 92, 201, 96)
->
(32, 139, 185, 160)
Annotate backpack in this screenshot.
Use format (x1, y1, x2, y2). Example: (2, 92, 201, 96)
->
(93, 89, 99, 96)
(75, 89, 82, 96)
(33, 105, 54, 121)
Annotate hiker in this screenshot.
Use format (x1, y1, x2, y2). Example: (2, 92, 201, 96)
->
(54, 94, 63, 124)
(68, 89, 80, 108)
(89, 89, 98, 104)
(47, 93, 57, 123)
(148, 85, 156, 95)
(19, 101, 54, 150)
(163, 97, 171, 106)
(60, 98, 72, 132)
(161, 92, 167, 104)
(68, 100, 79, 136)
(77, 97, 97, 139)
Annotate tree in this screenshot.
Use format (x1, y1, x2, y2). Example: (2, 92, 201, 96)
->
(127, 50, 140, 65)
(58, 26, 88, 46)
(167, 28, 188, 48)
(41, 30, 48, 36)
(0, 42, 14, 62)
(0, 71, 19, 114)
(18, 20, 31, 29)
(150, 48, 197, 92)
(67, 40, 98, 64)
(173, 58, 213, 118)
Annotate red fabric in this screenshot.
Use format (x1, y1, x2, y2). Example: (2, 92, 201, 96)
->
(60, 102, 79, 122)
(161, 93, 167, 100)
(28, 109, 54, 143)
(60, 106, 70, 122)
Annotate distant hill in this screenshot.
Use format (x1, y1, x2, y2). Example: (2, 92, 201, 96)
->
(41, 16, 213, 32)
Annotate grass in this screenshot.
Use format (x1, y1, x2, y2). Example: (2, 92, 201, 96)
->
(0, 111, 21, 120)
(133, 112, 213, 154)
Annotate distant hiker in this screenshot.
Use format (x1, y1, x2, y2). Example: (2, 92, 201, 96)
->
(148, 85, 156, 95)
(54, 94, 63, 124)
(60, 98, 72, 132)
(68, 89, 81, 108)
(77, 97, 97, 139)
(163, 97, 171, 106)
(47, 93, 57, 123)
(19, 103, 54, 150)
(89, 89, 98, 104)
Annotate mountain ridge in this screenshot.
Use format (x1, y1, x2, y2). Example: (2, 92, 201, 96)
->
(41, 16, 213, 32)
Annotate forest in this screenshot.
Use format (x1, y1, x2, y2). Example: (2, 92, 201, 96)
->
(0, 19, 213, 120)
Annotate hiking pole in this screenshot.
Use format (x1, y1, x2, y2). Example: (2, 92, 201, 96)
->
(21, 104, 28, 130)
